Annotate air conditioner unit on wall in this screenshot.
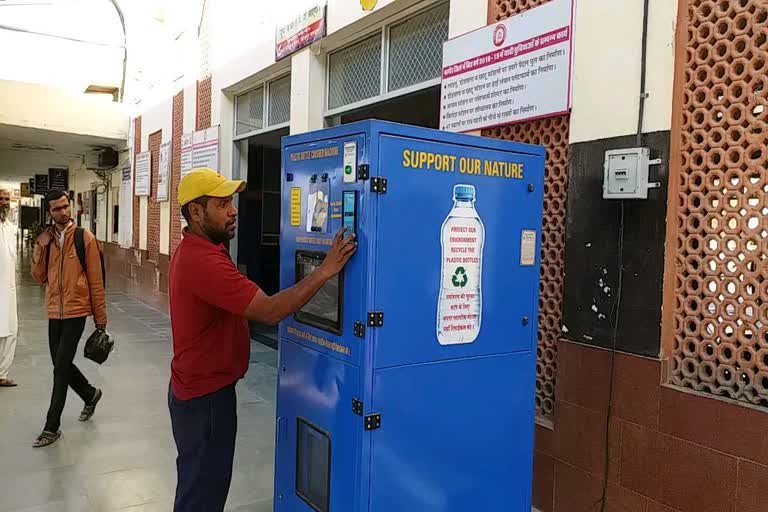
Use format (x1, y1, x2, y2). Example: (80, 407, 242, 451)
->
(98, 148, 119, 168)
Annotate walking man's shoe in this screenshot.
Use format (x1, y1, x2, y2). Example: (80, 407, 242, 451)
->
(79, 388, 103, 421)
(33, 430, 61, 448)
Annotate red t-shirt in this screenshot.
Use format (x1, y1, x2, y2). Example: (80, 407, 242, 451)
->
(169, 230, 259, 400)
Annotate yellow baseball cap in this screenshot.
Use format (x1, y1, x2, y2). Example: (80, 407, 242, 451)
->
(178, 167, 245, 206)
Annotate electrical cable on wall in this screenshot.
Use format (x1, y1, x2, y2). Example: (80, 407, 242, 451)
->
(106, 0, 128, 103)
(597, 0, 650, 510)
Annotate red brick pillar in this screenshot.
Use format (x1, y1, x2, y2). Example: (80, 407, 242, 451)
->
(147, 130, 162, 262)
(132, 116, 142, 248)
(196, 75, 212, 131)
(170, 91, 184, 255)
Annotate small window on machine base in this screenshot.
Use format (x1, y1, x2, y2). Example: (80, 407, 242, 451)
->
(296, 418, 331, 512)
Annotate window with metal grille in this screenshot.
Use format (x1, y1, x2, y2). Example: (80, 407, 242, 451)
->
(326, 3, 449, 113)
(268, 75, 291, 126)
(235, 86, 264, 136)
(388, 2, 449, 92)
(328, 34, 382, 111)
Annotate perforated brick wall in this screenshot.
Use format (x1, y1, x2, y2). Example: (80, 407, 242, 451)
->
(196, 76, 212, 131)
(171, 91, 184, 255)
(488, 0, 550, 22)
(483, 117, 569, 418)
(148, 131, 162, 263)
(484, 0, 567, 419)
(668, 0, 768, 407)
(133, 116, 142, 249)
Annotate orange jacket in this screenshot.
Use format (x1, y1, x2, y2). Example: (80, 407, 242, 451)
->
(31, 224, 107, 325)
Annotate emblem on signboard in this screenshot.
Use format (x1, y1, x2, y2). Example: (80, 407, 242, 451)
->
(493, 24, 507, 47)
(361, 0, 377, 11)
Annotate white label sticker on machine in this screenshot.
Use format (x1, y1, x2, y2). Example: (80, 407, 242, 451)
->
(343, 142, 357, 183)
(520, 230, 537, 266)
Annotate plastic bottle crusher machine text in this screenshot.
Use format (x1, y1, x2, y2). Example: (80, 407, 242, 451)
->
(275, 120, 545, 511)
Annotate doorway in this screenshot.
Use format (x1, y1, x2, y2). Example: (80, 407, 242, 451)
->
(329, 85, 441, 129)
(238, 127, 288, 349)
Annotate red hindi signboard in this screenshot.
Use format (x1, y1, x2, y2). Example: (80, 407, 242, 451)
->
(275, 3, 326, 61)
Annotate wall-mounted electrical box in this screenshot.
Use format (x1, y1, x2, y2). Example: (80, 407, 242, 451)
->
(603, 147, 661, 200)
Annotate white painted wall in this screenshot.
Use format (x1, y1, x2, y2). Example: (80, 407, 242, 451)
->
(218, 91, 235, 179)
(69, 163, 101, 237)
(326, 0, 401, 35)
(140, 197, 148, 251)
(135, 96, 174, 254)
(67, 162, 125, 244)
(569, 0, 677, 143)
(131, 0, 434, 245)
(129, 0, 680, 267)
(0, 80, 127, 140)
(448, 0, 487, 38)
(290, 48, 326, 134)
(449, 0, 488, 137)
(184, 83, 197, 134)
(160, 198, 171, 254)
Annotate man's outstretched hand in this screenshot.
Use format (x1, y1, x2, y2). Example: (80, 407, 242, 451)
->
(319, 228, 356, 279)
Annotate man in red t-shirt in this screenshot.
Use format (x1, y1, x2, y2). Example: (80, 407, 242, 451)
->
(169, 168, 355, 512)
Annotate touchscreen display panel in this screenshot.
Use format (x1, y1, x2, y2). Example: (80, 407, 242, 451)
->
(294, 251, 342, 334)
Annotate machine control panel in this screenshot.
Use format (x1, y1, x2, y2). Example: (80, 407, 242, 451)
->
(342, 190, 357, 236)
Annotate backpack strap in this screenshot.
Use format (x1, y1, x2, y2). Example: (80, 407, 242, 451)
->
(74, 227, 87, 275)
(74, 227, 106, 288)
(44, 232, 51, 274)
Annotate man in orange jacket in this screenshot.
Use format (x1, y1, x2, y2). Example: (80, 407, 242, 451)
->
(31, 189, 107, 448)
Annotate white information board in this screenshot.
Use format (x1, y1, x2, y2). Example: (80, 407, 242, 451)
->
(191, 126, 220, 172)
(440, 0, 574, 132)
(181, 133, 193, 178)
(134, 151, 151, 197)
(119, 159, 133, 248)
(158, 142, 171, 202)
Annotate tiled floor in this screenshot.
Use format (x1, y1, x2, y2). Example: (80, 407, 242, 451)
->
(0, 246, 275, 512)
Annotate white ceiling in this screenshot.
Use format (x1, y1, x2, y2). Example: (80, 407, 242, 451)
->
(0, 123, 122, 184)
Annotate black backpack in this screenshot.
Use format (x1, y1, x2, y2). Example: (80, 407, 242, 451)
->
(46, 227, 106, 287)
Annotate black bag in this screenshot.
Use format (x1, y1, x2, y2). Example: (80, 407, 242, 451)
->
(84, 329, 114, 364)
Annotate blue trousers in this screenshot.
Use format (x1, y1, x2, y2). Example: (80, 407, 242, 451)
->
(168, 383, 238, 512)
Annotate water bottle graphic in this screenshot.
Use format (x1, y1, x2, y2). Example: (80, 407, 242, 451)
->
(437, 184, 485, 345)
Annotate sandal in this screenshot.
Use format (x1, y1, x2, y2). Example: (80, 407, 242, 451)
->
(0, 378, 17, 387)
(79, 388, 103, 422)
(33, 430, 61, 448)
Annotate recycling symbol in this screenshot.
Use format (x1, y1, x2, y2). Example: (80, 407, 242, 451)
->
(452, 267, 469, 288)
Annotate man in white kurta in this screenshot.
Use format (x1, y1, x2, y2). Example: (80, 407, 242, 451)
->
(0, 188, 18, 387)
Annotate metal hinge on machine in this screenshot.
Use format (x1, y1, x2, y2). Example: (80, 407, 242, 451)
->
(367, 312, 384, 327)
(370, 177, 387, 194)
(352, 398, 363, 416)
(354, 321, 366, 338)
(357, 164, 370, 181)
(364, 413, 381, 431)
